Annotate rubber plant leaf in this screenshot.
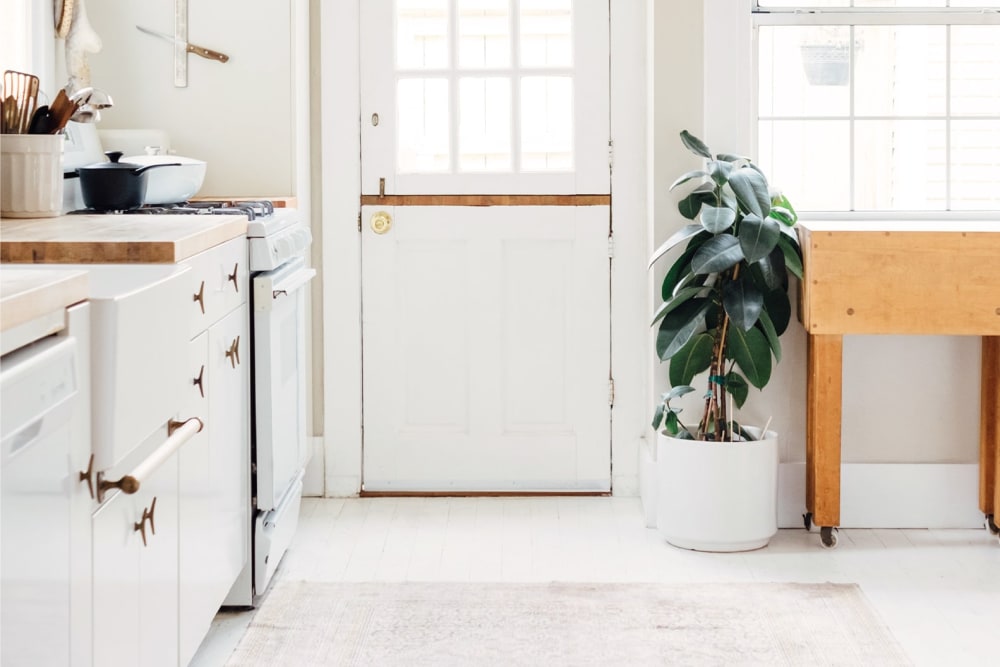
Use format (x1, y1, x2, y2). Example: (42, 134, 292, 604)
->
(724, 371, 750, 409)
(660, 239, 707, 301)
(756, 308, 782, 363)
(709, 160, 733, 187)
(728, 167, 771, 219)
(726, 325, 772, 390)
(648, 223, 703, 269)
(656, 298, 710, 361)
(738, 213, 781, 264)
(764, 288, 792, 336)
(691, 234, 744, 275)
(722, 273, 764, 332)
(777, 234, 803, 280)
(650, 285, 703, 327)
(700, 205, 737, 234)
(669, 170, 709, 191)
(651, 403, 665, 429)
(680, 130, 712, 158)
(668, 332, 714, 387)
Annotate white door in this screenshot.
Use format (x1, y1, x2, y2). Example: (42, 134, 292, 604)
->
(360, 0, 611, 492)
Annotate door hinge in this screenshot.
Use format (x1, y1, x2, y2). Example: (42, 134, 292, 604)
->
(608, 234, 615, 258)
(357, 212, 362, 232)
(608, 139, 614, 170)
(609, 378, 615, 407)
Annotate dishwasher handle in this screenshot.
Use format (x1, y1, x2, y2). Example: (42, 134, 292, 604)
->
(96, 416, 203, 502)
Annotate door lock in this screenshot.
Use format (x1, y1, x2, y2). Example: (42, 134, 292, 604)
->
(370, 211, 393, 235)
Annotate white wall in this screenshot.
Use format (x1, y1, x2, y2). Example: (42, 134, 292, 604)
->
(76, 0, 306, 198)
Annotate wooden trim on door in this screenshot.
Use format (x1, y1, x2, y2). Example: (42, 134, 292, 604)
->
(360, 194, 611, 207)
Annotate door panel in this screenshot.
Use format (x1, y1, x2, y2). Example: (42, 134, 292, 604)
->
(362, 205, 610, 491)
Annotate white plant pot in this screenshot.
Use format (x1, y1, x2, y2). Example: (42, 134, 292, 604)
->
(656, 428, 778, 552)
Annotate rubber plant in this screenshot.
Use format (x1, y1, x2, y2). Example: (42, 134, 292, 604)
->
(650, 130, 802, 441)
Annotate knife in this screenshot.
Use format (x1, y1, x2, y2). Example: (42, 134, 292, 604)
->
(136, 25, 230, 63)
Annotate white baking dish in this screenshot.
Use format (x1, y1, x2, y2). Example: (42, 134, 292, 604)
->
(122, 154, 207, 205)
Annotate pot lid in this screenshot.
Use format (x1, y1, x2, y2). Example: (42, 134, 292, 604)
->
(81, 151, 141, 170)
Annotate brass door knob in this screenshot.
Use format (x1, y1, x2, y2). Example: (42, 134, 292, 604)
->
(371, 211, 392, 235)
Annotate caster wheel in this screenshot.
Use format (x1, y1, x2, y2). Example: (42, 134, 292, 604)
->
(986, 514, 999, 536)
(820, 526, 839, 549)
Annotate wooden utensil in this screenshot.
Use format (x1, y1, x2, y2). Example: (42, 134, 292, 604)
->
(1, 70, 40, 134)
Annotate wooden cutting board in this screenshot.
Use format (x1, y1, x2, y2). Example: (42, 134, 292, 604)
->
(0, 214, 248, 264)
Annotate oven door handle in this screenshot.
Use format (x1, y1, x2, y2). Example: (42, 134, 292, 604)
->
(255, 267, 316, 311)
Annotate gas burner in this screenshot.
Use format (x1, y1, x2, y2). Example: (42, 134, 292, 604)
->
(67, 199, 278, 221)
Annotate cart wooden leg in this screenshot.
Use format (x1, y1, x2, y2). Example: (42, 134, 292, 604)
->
(980, 336, 999, 530)
(807, 334, 843, 529)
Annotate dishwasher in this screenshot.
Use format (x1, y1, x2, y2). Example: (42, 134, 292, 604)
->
(1, 333, 80, 666)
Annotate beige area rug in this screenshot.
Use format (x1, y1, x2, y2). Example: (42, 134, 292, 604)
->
(226, 581, 910, 666)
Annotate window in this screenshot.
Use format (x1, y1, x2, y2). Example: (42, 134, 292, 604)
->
(395, 0, 575, 175)
(754, 2, 1000, 213)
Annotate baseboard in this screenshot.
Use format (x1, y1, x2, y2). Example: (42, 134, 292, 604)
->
(640, 456, 985, 529)
(325, 474, 362, 498)
(302, 436, 325, 497)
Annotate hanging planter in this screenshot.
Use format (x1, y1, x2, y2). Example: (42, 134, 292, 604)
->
(800, 43, 850, 86)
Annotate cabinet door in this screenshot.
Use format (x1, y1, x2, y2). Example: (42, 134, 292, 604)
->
(179, 305, 249, 663)
(93, 451, 178, 667)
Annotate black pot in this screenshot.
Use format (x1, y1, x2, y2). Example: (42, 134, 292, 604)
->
(67, 151, 181, 212)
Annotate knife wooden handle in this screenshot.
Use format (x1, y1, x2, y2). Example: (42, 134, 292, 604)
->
(187, 43, 229, 63)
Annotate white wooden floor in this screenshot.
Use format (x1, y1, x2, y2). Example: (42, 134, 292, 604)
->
(193, 496, 1000, 666)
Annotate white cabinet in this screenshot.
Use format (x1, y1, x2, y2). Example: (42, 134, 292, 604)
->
(92, 443, 178, 667)
(86, 235, 249, 667)
(177, 236, 250, 666)
(179, 303, 249, 666)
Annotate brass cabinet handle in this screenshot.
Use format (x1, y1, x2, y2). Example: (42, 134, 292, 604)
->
(78, 453, 95, 500)
(227, 262, 239, 293)
(97, 417, 204, 502)
(133, 497, 157, 547)
(193, 280, 206, 314)
(193, 364, 205, 398)
(225, 335, 241, 368)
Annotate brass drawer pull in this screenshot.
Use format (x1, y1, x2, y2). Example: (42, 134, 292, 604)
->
(193, 364, 205, 397)
(225, 336, 241, 368)
(133, 497, 157, 547)
(227, 262, 239, 292)
(193, 280, 206, 314)
(78, 453, 95, 500)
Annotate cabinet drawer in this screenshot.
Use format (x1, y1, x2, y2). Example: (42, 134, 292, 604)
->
(89, 265, 190, 470)
(184, 237, 248, 336)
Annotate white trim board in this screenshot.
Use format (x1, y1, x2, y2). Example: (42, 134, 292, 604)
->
(640, 442, 984, 530)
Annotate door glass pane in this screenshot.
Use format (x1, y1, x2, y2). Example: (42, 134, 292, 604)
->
(854, 120, 946, 210)
(758, 26, 850, 117)
(758, 120, 851, 210)
(951, 26, 1000, 117)
(521, 76, 573, 170)
(520, 0, 572, 68)
(951, 120, 1000, 210)
(459, 77, 512, 171)
(397, 0, 449, 69)
(398, 78, 450, 172)
(855, 26, 945, 116)
(459, 0, 510, 68)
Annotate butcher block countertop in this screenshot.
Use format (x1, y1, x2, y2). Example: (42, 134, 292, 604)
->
(0, 268, 88, 333)
(0, 214, 248, 264)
